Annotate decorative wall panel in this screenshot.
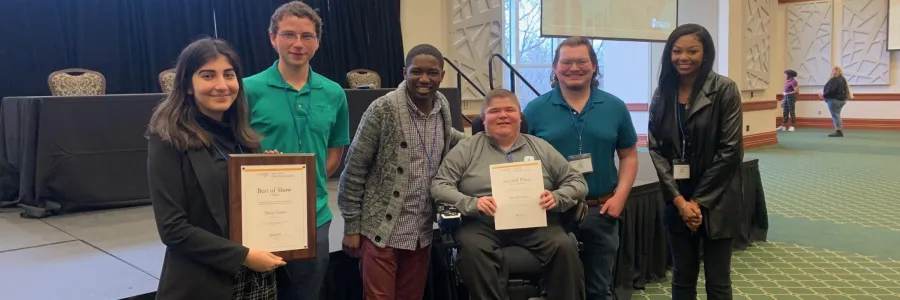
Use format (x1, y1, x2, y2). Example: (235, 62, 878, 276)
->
(841, 0, 890, 85)
(449, 0, 503, 102)
(743, 0, 772, 91)
(787, 1, 833, 85)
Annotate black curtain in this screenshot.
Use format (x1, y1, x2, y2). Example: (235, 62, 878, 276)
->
(0, 0, 404, 98)
(309, 0, 405, 88)
(0, 0, 216, 99)
(215, 0, 405, 88)
(212, 0, 289, 76)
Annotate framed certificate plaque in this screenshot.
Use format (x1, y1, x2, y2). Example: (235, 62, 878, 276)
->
(228, 154, 317, 261)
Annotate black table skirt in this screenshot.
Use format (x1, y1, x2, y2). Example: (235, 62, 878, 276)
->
(615, 180, 669, 293)
(1, 89, 460, 218)
(734, 158, 769, 250)
(0, 94, 163, 217)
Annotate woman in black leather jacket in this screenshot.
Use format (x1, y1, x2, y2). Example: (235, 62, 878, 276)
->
(819, 66, 850, 137)
(647, 23, 743, 300)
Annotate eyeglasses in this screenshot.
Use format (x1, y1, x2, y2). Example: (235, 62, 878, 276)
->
(558, 60, 591, 69)
(277, 31, 317, 42)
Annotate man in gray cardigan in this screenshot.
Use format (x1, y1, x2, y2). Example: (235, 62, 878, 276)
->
(337, 44, 467, 300)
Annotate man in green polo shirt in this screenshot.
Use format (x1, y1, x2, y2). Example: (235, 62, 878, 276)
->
(243, 2, 350, 300)
(523, 37, 638, 300)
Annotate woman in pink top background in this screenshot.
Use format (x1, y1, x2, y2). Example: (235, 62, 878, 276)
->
(779, 69, 799, 132)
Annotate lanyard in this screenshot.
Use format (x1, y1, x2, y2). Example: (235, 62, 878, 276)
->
(212, 143, 245, 161)
(675, 101, 687, 160)
(407, 106, 439, 173)
(565, 103, 587, 154)
(282, 78, 312, 151)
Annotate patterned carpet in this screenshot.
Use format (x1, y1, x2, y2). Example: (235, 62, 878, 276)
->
(633, 129, 900, 300)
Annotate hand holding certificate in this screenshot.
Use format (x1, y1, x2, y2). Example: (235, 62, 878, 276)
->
(228, 154, 317, 261)
(489, 161, 548, 230)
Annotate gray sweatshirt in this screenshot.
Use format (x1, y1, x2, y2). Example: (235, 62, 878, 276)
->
(430, 132, 587, 219)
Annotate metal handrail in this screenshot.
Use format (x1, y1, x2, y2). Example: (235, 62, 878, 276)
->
(443, 58, 484, 125)
(487, 53, 540, 96)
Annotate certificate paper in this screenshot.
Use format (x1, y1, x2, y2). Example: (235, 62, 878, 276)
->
(240, 164, 309, 252)
(489, 161, 547, 230)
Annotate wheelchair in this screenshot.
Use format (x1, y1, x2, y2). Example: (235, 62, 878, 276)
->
(436, 201, 587, 300)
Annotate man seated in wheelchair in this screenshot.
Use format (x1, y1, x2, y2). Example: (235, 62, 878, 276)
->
(430, 89, 588, 300)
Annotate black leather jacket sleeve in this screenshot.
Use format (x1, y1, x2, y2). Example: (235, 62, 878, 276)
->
(823, 76, 847, 100)
(647, 89, 682, 204)
(692, 81, 743, 209)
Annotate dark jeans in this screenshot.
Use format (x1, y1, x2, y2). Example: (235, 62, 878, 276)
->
(826, 99, 847, 129)
(455, 217, 585, 300)
(278, 221, 331, 300)
(668, 226, 733, 300)
(576, 208, 619, 300)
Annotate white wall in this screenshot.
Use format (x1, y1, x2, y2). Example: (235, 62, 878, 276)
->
(725, 0, 779, 136)
(678, 0, 721, 72)
(775, 0, 900, 120)
(400, 0, 455, 88)
(603, 42, 652, 104)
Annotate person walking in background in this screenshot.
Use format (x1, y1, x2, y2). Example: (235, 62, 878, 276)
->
(819, 66, 850, 137)
(779, 69, 799, 132)
(648, 23, 743, 300)
(146, 38, 285, 300)
(243, 2, 351, 299)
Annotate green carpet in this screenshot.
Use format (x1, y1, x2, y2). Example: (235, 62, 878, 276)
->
(633, 128, 900, 299)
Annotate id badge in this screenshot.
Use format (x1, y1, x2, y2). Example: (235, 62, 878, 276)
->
(673, 159, 690, 180)
(567, 153, 593, 174)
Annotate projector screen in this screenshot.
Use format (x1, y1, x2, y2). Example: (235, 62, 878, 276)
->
(890, 0, 900, 50)
(540, 0, 678, 42)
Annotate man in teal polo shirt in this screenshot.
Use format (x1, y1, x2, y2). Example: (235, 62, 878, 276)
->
(523, 37, 638, 300)
(243, 2, 350, 300)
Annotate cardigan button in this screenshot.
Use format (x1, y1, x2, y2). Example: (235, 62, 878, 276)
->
(397, 167, 403, 174)
(400, 142, 408, 148)
(374, 236, 382, 242)
(393, 191, 400, 197)
(386, 214, 392, 220)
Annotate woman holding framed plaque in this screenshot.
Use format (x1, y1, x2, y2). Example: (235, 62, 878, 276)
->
(146, 38, 286, 300)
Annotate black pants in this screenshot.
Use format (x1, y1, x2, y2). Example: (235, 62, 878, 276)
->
(277, 221, 331, 300)
(668, 227, 733, 300)
(782, 95, 797, 125)
(455, 217, 585, 300)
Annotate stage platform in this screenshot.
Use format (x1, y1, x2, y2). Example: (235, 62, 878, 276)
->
(0, 180, 346, 300)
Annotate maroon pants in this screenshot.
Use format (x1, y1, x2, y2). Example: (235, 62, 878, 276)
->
(360, 236, 431, 300)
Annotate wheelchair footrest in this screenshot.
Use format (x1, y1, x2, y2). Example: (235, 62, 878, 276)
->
(507, 279, 542, 299)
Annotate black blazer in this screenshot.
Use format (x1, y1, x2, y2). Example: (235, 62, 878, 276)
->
(147, 134, 249, 300)
(647, 72, 744, 239)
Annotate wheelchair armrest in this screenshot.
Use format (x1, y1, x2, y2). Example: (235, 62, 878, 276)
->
(562, 200, 588, 231)
(437, 203, 461, 248)
(563, 200, 587, 252)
